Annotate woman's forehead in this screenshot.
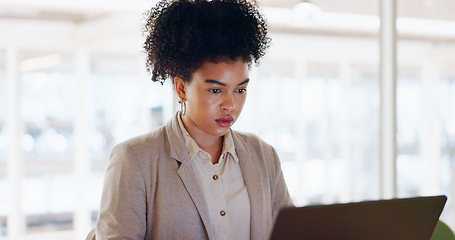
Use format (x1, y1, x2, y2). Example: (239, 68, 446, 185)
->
(191, 60, 249, 84)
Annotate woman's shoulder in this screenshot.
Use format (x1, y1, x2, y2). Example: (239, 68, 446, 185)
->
(113, 125, 168, 154)
(231, 130, 281, 171)
(231, 129, 274, 150)
(232, 129, 260, 141)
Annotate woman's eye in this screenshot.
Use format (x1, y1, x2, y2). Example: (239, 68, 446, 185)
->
(210, 89, 222, 94)
(236, 88, 247, 93)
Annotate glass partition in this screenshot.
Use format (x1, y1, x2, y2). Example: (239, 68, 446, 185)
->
(236, 25, 380, 206)
(0, 50, 7, 236)
(2, 0, 455, 237)
(20, 71, 75, 159)
(18, 51, 76, 233)
(0, 50, 5, 163)
(397, 0, 455, 226)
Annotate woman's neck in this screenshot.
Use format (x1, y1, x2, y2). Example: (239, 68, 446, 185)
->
(200, 136, 224, 164)
(181, 116, 224, 164)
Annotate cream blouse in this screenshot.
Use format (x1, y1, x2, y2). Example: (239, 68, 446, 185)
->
(177, 114, 250, 240)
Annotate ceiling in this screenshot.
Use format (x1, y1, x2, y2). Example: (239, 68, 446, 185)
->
(0, 0, 454, 23)
(262, 0, 455, 21)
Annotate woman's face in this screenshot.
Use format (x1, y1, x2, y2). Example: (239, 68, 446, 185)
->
(175, 58, 249, 143)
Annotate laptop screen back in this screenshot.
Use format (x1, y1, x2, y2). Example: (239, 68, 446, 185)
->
(270, 195, 447, 240)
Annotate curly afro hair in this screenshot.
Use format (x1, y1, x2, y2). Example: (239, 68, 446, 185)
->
(143, 0, 271, 84)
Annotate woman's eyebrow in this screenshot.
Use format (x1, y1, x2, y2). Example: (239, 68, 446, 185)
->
(238, 79, 250, 86)
(205, 79, 226, 86)
(204, 79, 250, 86)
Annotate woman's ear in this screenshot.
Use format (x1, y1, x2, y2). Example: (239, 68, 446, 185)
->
(174, 77, 187, 100)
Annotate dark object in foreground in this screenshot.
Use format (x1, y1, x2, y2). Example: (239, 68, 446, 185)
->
(270, 195, 447, 240)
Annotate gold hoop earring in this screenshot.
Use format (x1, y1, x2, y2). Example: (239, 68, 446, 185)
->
(179, 99, 187, 116)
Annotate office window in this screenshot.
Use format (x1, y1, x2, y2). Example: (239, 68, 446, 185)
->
(89, 54, 148, 159)
(396, 66, 422, 196)
(21, 72, 75, 159)
(246, 0, 380, 204)
(236, 25, 380, 205)
(397, 0, 455, 225)
(0, 50, 6, 235)
(88, 54, 174, 159)
(18, 51, 76, 233)
(438, 74, 455, 223)
(0, 50, 6, 161)
(1, 0, 454, 238)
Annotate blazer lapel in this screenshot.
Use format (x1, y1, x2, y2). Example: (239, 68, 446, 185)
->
(165, 114, 214, 239)
(234, 132, 267, 240)
(177, 161, 214, 239)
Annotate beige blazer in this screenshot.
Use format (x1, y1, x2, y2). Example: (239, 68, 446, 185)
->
(95, 113, 293, 239)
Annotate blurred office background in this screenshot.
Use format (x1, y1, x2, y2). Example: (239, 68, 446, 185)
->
(0, 0, 454, 239)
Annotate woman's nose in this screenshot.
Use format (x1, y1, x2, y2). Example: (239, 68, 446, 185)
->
(221, 94, 235, 111)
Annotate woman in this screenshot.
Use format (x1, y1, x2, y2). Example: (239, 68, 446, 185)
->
(95, 0, 293, 239)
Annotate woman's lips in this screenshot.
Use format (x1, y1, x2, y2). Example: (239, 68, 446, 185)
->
(215, 116, 234, 128)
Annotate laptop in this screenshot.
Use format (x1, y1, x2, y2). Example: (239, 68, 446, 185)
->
(270, 195, 447, 240)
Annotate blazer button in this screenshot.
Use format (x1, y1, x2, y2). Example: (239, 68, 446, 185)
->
(220, 210, 226, 216)
(212, 175, 219, 180)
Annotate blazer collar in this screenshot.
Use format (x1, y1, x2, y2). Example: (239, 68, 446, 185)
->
(165, 112, 188, 163)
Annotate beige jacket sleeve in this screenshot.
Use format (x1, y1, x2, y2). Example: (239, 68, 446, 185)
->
(95, 142, 148, 239)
